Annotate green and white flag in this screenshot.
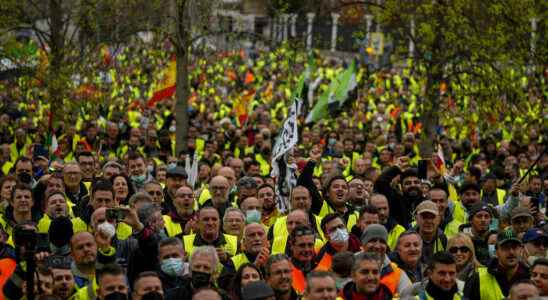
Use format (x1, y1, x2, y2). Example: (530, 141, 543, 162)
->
(305, 60, 357, 123)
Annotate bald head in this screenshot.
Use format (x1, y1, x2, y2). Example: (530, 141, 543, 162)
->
(70, 232, 97, 267)
(287, 209, 309, 234)
(218, 167, 236, 187)
(90, 207, 110, 230)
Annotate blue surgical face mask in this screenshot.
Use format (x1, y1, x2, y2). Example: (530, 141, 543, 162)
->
(245, 209, 261, 224)
(488, 244, 496, 257)
(328, 138, 337, 146)
(167, 162, 177, 170)
(131, 174, 146, 184)
(161, 258, 183, 277)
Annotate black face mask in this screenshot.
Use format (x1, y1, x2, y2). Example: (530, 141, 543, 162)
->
(141, 291, 163, 300)
(104, 292, 128, 300)
(191, 271, 211, 289)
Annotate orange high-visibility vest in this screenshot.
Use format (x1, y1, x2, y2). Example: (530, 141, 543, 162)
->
(292, 265, 306, 294)
(315, 252, 333, 271)
(0, 258, 16, 300)
(380, 262, 402, 294)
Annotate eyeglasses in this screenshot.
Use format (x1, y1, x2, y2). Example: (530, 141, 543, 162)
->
(449, 246, 470, 254)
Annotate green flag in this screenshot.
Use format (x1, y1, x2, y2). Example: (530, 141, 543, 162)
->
(305, 60, 357, 124)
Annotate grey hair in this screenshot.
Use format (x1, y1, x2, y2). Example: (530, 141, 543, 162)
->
(137, 203, 161, 225)
(129, 192, 153, 208)
(190, 246, 219, 273)
(352, 252, 382, 273)
(223, 207, 244, 223)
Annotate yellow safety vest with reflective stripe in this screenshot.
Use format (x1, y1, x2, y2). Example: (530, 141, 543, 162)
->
(182, 233, 238, 257)
(271, 235, 324, 255)
(318, 201, 359, 232)
(478, 267, 504, 300)
(271, 214, 325, 241)
(387, 224, 406, 251)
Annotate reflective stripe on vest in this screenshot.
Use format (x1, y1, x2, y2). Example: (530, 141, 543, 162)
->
(380, 262, 402, 294)
(478, 267, 504, 300)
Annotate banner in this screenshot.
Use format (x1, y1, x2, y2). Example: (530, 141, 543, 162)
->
(271, 98, 302, 213)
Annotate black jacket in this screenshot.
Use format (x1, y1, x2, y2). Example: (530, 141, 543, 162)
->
(374, 166, 424, 227)
(463, 258, 530, 299)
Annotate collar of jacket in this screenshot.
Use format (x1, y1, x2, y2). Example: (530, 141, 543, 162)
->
(425, 279, 458, 299)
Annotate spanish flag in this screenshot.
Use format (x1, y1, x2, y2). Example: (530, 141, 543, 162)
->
(147, 58, 176, 107)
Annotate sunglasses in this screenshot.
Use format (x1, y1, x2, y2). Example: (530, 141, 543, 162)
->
(293, 228, 315, 237)
(449, 246, 470, 254)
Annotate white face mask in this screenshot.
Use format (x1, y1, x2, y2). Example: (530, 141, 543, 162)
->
(97, 221, 116, 239)
(329, 228, 349, 243)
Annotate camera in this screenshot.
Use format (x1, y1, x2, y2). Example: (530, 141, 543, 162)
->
(106, 208, 128, 221)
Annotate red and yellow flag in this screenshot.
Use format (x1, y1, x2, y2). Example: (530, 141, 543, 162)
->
(147, 59, 176, 107)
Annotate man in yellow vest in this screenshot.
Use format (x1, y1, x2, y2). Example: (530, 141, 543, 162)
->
(182, 206, 238, 264)
(219, 223, 269, 288)
(481, 173, 506, 206)
(429, 187, 461, 239)
(414, 200, 448, 264)
(370, 193, 406, 251)
(268, 186, 324, 242)
(463, 230, 531, 299)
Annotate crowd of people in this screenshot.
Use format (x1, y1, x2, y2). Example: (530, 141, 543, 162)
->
(0, 37, 546, 300)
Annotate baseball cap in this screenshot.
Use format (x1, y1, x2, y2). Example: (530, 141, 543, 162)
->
(361, 224, 388, 245)
(497, 230, 522, 247)
(415, 200, 438, 216)
(510, 207, 533, 221)
(166, 166, 187, 178)
(523, 228, 548, 243)
(468, 202, 492, 220)
(241, 281, 275, 300)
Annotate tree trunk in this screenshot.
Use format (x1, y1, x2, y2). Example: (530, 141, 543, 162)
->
(174, 47, 189, 154)
(420, 68, 441, 158)
(48, 0, 65, 125)
(174, 0, 190, 154)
